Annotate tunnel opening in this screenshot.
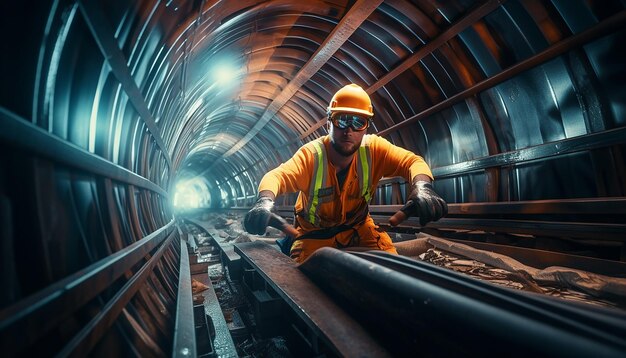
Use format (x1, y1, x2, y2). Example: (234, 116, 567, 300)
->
(173, 177, 212, 212)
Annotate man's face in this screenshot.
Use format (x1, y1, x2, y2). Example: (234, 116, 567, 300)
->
(328, 113, 369, 157)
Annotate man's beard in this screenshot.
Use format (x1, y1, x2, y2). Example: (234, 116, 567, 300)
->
(331, 139, 360, 157)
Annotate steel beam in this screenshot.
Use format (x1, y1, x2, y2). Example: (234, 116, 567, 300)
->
(78, 0, 173, 170)
(373, 215, 626, 241)
(431, 126, 626, 178)
(234, 241, 391, 357)
(378, 10, 626, 136)
(0, 220, 175, 355)
(203, 0, 384, 173)
(370, 197, 626, 216)
(172, 238, 197, 358)
(367, 0, 506, 94)
(0, 106, 167, 197)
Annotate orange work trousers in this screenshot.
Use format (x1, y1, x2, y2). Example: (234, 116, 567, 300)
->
(289, 216, 398, 263)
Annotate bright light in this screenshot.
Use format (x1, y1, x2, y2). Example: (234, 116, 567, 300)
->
(173, 178, 211, 209)
(212, 61, 239, 84)
(173, 190, 200, 208)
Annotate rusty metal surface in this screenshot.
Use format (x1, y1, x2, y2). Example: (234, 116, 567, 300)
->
(57, 232, 177, 356)
(201, 0, 384, 173)
(234, 241, 391, 358)
(299, 247, 626, 357)
(0, 220, 175, 355)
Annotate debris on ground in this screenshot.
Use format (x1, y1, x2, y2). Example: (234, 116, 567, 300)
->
(413, 242, 625, 309)
(192, 278, 209, 294)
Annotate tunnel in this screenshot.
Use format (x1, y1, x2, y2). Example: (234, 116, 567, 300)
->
(1, 0, 626, 356)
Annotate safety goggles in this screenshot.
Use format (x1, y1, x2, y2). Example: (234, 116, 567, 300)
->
(330, 113, 371, 131)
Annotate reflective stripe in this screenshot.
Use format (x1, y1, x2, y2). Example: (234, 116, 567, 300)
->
(306, 138, 373, 226)
(357, 143, 373, 203)
(307, 141, 326, 224)
(358, 146, 371, 202)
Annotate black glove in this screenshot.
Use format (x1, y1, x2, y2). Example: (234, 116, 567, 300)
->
(243, 197, 275, 235)
(404, 181, 448, 226)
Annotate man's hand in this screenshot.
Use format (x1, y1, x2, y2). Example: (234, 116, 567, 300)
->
(389, 180, 447, 226)
(244, 197, 275, 235)
(409, 181, 448, 225)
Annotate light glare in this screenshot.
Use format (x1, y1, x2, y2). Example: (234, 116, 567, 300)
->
(173, 178, 211, 209)
(213, 62, 239, 84)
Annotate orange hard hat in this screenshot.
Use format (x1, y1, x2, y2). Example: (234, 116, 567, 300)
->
(327, 84, 373, 117)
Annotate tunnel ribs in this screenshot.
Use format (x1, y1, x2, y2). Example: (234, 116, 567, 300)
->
(367, 198, 626, 261)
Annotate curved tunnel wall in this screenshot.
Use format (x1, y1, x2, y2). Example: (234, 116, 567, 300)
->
(3, 1, 626, 206)
(1, 0, 625, 354)
(2, 0, 626, 297)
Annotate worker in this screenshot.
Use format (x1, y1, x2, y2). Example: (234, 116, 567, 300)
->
(243, 83, 447, 262)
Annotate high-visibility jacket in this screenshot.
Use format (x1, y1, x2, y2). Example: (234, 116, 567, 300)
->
(259, 134, 433, 233)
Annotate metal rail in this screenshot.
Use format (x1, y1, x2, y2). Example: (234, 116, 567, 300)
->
(420, 217, 626, 241)
(0, 220, 175, 355)
(0, 106, 167, 197)
(431, 126, 626, 178)
(56, 232, 177, 356)
(371, 197, 626, 215)
(172, 238, 197, 358)
(78, 0, 172, 170)
(369, 198, 626, 241)
(265, 198, 626, 241)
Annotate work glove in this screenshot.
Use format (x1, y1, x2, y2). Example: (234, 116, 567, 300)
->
(243, 197, 275, 235)
(404, 181, 448, 226)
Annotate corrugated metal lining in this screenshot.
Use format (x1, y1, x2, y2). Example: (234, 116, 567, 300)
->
(0, 0, 623, 274)
(4, 0, 622, 207)
(105, 0, 625, 206)
(1, 0, 626, 355)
